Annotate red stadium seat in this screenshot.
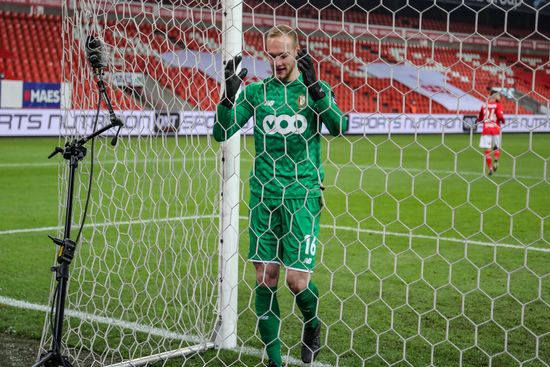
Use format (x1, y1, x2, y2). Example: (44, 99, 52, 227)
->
(2, 10, 547, 113)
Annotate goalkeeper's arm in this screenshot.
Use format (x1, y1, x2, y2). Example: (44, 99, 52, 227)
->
(214, 97, 253, 142)
(296, 50, 348, 136)
(315, 82, 348, 136)
(213, 56, 254, 142)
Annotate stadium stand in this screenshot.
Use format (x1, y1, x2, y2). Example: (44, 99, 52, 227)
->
(0, 9, 548, 113)
(0, 11, 141, 110)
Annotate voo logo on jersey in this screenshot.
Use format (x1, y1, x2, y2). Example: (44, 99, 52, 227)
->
(262, 114, 307, 135)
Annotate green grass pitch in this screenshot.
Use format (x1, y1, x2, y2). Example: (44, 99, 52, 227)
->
(0, 134, 549, 367)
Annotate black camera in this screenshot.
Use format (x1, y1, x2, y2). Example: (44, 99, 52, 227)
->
(86, 36, 106, 70)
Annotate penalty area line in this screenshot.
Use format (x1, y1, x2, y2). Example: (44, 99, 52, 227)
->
(1, 158, 546, 181)
(1, 215, 549, 253)
(329, 223, 550, 253)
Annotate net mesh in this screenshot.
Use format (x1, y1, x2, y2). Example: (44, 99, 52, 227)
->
(39, 0, 550, 366)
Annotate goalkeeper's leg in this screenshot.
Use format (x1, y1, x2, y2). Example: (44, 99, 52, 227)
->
(287, 270, 321, 363)
(249, 195, 284, 366)
(255, 262, 282, 367)
(282, 197, 323, 363)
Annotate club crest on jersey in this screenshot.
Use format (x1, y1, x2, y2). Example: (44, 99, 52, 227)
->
(263, 114, 308, 135)
(297, 95, 307, 108)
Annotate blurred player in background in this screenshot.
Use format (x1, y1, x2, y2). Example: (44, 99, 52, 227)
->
(477, 92, 505, 175)
(214, 25, 347, 366)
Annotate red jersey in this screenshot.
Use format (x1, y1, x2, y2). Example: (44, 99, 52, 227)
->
(478, 101, 505, 135)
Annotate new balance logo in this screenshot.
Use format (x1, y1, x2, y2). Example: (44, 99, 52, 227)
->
(259, 315, 270, 320)
(262, 114, 308, 135)
(264, 100, 275, 107)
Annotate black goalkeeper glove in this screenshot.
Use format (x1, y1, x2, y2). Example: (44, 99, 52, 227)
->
(221, 55, 248, 108)
(297, 49, 326, 101)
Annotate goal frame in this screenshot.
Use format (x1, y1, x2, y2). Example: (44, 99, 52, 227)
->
(63, 1, 243, 366)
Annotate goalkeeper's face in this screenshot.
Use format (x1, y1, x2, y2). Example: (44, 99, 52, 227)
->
(266, 35, 299, 82)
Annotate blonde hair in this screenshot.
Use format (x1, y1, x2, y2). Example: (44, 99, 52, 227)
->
(265, 25, 299, 47)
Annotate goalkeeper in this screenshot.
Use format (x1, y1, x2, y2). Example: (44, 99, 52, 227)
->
(214, 25, 347, 366)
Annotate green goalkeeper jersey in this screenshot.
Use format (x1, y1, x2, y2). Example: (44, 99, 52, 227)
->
(214, 74, 347, 199)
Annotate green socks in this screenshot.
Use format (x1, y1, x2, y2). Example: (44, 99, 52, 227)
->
(255, 282, 320, 366)
(256, 286, 282, 366)
(295, 282, 320, 329)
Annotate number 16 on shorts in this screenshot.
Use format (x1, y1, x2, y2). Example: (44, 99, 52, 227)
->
(302, 234, 317, 266)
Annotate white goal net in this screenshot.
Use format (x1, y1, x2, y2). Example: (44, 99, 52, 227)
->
(39, 0, 549, 366)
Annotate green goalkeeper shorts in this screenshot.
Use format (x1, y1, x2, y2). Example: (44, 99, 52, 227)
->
(248, 194, 322, 272)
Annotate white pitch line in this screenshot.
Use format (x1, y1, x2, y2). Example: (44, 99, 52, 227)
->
(0, 295, 200, 343)
(0, 162, 60, 168)
(1, 157, 547, 181)
(329, 163, 547, 181)
(0, 157, 210, 169)
(1, 215, 549, 254)
(328, 223, 550, 253)
(0, 224, 61, 235)
(0, 296, 338, 367)
(0, 215, 217, 235)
